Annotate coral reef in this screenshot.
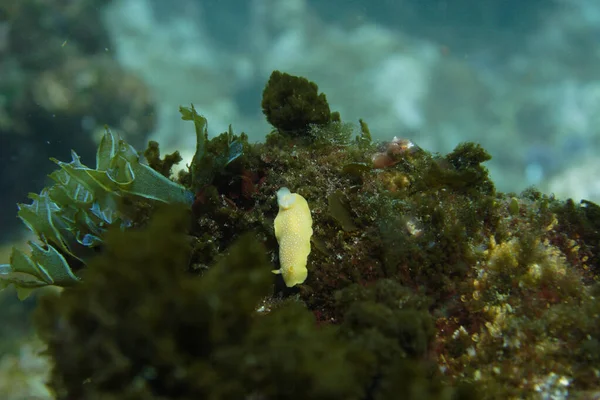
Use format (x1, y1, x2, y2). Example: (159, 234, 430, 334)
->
(12, 71, 600, 398)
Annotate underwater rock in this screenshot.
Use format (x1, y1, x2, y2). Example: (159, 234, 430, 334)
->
(3, 71, 600, 398)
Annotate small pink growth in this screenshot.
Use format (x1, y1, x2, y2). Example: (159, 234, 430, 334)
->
(372, 137, 419, 169)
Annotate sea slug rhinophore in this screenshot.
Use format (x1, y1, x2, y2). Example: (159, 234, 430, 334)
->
(273, 187, 313, 287)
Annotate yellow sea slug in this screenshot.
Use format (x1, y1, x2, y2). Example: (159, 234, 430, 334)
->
(273, 187, 313, 287)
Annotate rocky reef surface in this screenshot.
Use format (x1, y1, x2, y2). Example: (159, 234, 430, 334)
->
(1, 71, 599, 399)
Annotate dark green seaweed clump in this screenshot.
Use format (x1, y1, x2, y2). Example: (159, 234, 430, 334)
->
(419, 142, 495, 196)
(179, 105, 248, 193)
(143, 141, 183, 178)
(261, 70, 331, 134)
(553, 198, 600, 273)
(35, 206, 474, 400)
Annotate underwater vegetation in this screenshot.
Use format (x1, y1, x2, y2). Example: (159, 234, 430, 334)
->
(36, 206, 472, 400)
(0, 128, 193, 299)
(4, 70, 600, 399)
(261, 70, 332, 134)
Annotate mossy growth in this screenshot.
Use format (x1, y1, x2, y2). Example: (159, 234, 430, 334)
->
(261, 70, 332, 135)
(309, 121, 355, 147)
(176, 105, 270, 215)
(179, 105, 250, 192)
(372, 173, 498, 303)
(418, 142, 495, 196)
(335, 279, 434, 361)
(143, 140, 183, 178)
(356, 119, 372, 149)
(34, 204, 474, 399)
(334, 279, 477, 399)
(553, 198, 600, 274)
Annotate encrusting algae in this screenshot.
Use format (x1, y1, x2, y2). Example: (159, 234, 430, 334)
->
(1, 70, 600, 399)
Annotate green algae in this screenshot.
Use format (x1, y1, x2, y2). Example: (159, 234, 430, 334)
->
(35, 205, 473, 399)
(180, 105, 247, 192)
(261, 70, 332, 135)
(143, 141, 183, 178)
(554, 198, 600, 274)
(328, 190, 358, 232)
(356, 119, 372, 148)
(0, 128, 194, 296)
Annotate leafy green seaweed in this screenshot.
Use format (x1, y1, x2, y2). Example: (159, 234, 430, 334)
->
(180, 105, 245, 192)
(0, 128, 193, 297)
